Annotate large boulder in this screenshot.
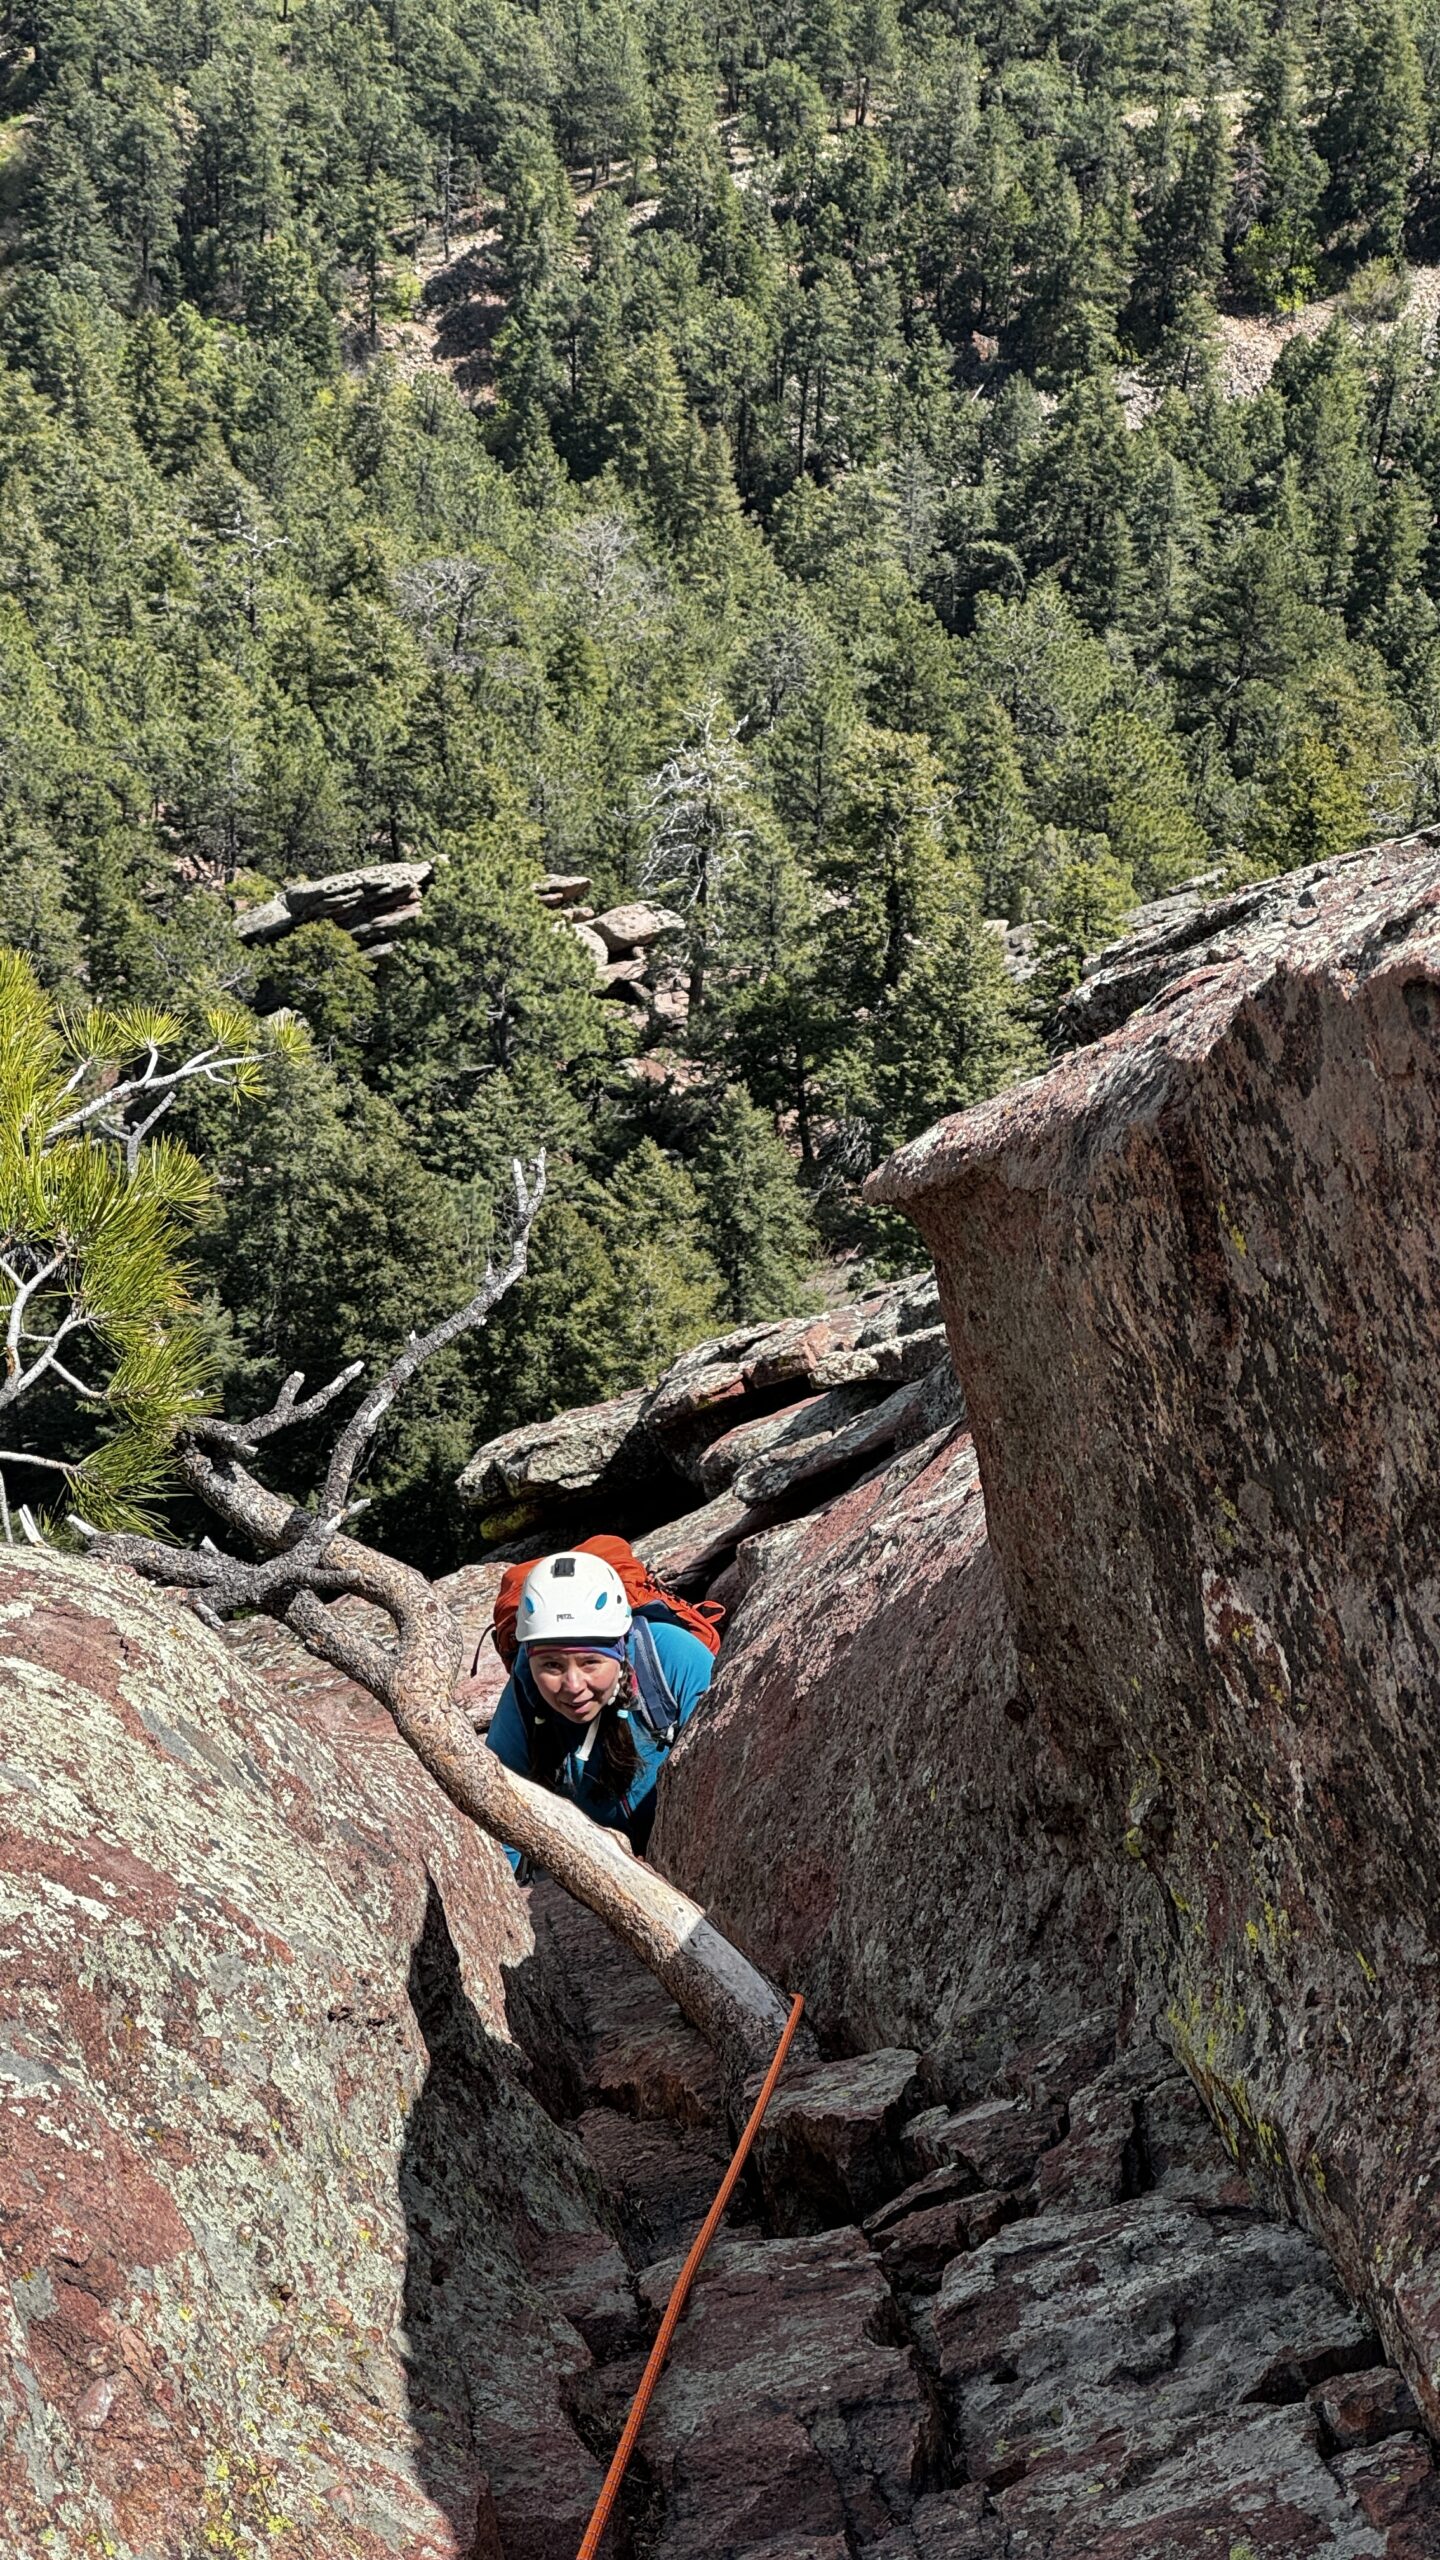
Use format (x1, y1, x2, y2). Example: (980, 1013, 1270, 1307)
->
(0, 1552, 612, 2560)
(235, 861, 433, 951)
(455, 1387, 662, 1539)
(869, 831, 1440, 2419)
(660, 829, 1440, 2441)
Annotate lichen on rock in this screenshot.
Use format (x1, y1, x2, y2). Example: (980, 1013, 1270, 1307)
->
(0, 1551, 608, 2560)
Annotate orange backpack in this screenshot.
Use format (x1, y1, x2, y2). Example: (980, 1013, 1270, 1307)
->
(491, 1533, 724, 1670)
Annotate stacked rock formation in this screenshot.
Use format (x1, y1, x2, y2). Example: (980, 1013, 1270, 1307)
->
(456, 1272, 957, 1578)
(234, 859, 434, 951)
(533, 871, 690, 1024)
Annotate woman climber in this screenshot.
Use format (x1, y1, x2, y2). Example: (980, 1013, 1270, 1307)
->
(484, 1547, 717, 1868)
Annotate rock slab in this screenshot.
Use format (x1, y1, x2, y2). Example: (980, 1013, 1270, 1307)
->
(0, 1552, 609, 2560)
(869, 830, 1440, 2427)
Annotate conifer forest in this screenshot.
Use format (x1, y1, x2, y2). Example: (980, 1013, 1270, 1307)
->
(3, 0, 1440, 1556)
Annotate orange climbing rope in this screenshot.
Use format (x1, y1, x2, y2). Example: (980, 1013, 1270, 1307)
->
(575, 1991, 807, 2560)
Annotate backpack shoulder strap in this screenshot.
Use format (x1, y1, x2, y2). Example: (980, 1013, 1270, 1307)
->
(626, 1617, 682, 1747)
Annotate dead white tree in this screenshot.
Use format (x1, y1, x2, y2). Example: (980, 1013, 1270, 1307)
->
(640, 697, 755, 1014)
(75, 1154, 792, 2079)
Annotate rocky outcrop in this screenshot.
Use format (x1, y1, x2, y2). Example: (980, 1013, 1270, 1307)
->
(518, 1883, 1438, 2560)
(872, 828, 1440, 2418)
(536, 873, 690, 1023)
(455, 1274, 956, 1560)
(1054, 833, 1440, 1045)
(0, 1549, 622, 2560)
(655, 827, 1440, 2456)
(7, 1535, 1430, 2560)
(235, 860, 435, 952)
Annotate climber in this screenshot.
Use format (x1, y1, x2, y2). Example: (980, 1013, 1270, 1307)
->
(483, 1549, 715, 1871)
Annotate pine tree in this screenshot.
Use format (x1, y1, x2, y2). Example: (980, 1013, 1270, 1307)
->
(694, 1087, 820, 1322)
(1317, 0, 1424, 261)
(0, 952, 303, 1531)
(1233, 41, 1328, 311)
(1244, 733, 1369, 873)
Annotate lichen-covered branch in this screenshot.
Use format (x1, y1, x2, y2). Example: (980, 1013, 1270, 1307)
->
(76, 1153, 792, 2077)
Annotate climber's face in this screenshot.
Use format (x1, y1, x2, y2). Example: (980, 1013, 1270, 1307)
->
(526, 1646, 624, 1722)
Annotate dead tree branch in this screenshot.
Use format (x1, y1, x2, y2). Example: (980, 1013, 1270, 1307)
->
(73, 1152, 791, 2078)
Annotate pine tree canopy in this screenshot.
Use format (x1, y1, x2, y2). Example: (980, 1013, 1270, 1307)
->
(0, 0, 1438, 1550)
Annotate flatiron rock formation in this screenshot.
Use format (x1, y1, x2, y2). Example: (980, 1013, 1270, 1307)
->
(659, 827, 1440, 2456)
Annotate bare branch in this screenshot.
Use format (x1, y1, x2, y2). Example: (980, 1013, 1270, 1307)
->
(47, 1048, 259, 1144)
(2, 1307, 96, 1410)
(186, 1363, 366, 1457)
(315, 1152, 546, 1535)
(2, 1251, 64, 1400)
(85, 1466, 791, 2074)
(71, 1141, 795, 2077)
(44, 1357, 103, 1401)
(122, 1088, 177, 1179)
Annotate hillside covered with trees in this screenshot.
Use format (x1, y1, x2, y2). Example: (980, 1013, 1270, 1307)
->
(3, 0, 1440, 1552)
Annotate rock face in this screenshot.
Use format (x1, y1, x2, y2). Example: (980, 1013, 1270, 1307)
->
(658, 1428, 1125, 2072)
(0, 1550, 617, 2560)
(235, 860, 434, 950)
(658, 827, 1440, 2453)
(508, 1884, 1439, 2560)
(455, 1273, 956, 1565)
(871, 828, 1440, 2421)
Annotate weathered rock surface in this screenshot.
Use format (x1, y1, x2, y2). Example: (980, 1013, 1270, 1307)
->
(865, 828, 1440, 2426)
(235, 860, 434, 950)
(28, 828, 1440, 2550)
(657, 1427, 1124, 2072)
(454, 1273, 960, 1578)
(522, 1883, 1432, 2559)
(9, 1544, 1432, 2559)
(590, 901, 685, 958)
(455, 1386, 656, 1534)
(0, 1551, 613, 2560)
(1054, 832, 1440, 1045)
(533, 873, 591, 909)
(646, 830, 1440, 2518)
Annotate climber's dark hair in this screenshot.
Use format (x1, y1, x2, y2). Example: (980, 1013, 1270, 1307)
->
(523, 1665, 641, 1796)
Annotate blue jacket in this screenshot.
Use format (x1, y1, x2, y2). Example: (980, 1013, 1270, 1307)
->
(485, 1619, 715, 1870)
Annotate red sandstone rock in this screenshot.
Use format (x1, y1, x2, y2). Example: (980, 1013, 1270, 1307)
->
(633, 2228, 940, 2557)
(906, 2094, 1062, 2192)
(696, 1392, 846, 1494)
(634, 1486, 779, 1587)
(1030, 2079, 1138, 2211)
(0, 1553, 609, 2560)
(866, 828, 1440, 2421)
(732, 1370, 952, 1505)
(642, 1275, 944, 1476)
(1313, 2364, 1425, 2448)
(655, 1427, 1132, 2077)
(868, 2486, 1007, 2558)
(1329, 2435, 1440, 2547)
(455, 1384, 655, 1522)
(753, 2046, 927, 2229)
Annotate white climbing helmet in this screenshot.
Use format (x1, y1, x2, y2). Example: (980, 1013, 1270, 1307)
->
(518, 1551, 633, 1645)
